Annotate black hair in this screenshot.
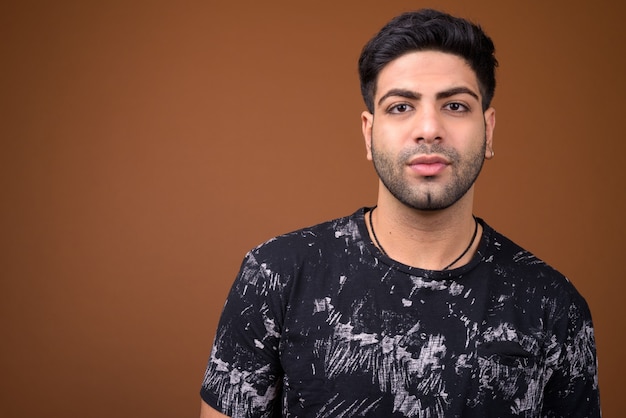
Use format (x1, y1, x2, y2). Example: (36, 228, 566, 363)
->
(358, 9, 498, 112)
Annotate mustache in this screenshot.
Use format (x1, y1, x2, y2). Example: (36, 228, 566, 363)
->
(398, 144, 460, 162)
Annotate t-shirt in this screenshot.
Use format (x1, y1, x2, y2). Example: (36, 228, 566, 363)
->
(200, 208, 600, 417)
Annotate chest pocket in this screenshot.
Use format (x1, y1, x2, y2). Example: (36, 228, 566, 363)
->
(475, 340, 544, 408)
(478, 340, 534, 367)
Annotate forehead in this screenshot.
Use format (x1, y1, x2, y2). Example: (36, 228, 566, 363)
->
(375, 51, 480, 99)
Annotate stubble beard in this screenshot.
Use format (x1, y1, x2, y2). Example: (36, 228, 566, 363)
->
(371, 136, 487, 211)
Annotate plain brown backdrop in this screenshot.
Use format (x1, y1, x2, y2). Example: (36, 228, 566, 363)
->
(1, 0, 624, 416)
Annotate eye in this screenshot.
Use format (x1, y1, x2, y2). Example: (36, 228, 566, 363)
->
(444, 102, 469, 112)
(387, 103, 413, 114)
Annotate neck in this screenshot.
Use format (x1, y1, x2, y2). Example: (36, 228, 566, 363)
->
(368, 190, 481, 270)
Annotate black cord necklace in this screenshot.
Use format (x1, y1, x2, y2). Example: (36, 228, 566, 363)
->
(368, 206, 479, 270)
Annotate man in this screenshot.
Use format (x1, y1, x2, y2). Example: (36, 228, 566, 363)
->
(200, 9, 600, 417)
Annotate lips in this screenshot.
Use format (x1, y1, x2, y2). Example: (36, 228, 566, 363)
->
(407, 155, 450, 176)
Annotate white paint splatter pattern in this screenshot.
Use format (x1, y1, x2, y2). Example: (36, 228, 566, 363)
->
(200, 209, 600, 417)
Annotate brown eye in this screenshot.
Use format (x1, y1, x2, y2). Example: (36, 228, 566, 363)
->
(445, 102, 468, 112)
(389, 103, 412, 114)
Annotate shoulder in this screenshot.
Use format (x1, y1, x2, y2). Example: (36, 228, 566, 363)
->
(481, 220, 589, 311)
(482, 220, 566, 281)
(227, 208, 368, 308)
(248, 208, 366, 261)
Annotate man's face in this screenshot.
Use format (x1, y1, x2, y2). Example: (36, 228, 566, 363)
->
(361, 50, 495, 211)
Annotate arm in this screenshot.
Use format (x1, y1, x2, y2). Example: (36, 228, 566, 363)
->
(200, 400, 229, 418)
(199, 251, 285, 416)
(541, 294, 601, 417)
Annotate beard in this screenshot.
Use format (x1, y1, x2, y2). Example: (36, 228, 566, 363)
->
(371, 136, 486, 211)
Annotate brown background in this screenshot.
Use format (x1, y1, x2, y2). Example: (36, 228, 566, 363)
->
(1, 0, 624, 416)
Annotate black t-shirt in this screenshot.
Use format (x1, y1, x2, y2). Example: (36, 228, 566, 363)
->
(201, 208, 600, 417)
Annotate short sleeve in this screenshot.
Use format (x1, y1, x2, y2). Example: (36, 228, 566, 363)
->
(200, 252, 284, 417)
(541, 291, 601, 417)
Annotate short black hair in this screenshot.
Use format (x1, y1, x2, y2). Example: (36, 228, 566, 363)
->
(358, 9, 498, 112)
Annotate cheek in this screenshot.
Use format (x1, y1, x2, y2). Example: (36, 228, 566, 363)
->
(371, 124, 399, 149)
(454, 124, 486, 148)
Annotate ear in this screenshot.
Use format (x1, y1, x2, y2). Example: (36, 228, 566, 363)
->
(484, 107, 496, 159)
(361, 110, 374, 161)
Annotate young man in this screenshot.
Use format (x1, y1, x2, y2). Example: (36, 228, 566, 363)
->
(200, 9, 600, 417)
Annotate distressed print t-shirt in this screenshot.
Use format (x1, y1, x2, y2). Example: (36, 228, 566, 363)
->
(200, 208, 600, 417)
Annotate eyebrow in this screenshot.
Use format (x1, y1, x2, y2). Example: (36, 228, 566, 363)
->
(436, 86, 480, 102)
(377, 86, 480, 107)
(377, 89, 420, 107)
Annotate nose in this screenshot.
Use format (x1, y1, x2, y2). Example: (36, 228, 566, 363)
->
(412, 106, 443, 143)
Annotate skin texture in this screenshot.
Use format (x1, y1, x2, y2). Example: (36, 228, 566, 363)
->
(199, 400, 229, 418)
(362, 50, 495, 212)
(361, 50, 495, 270)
